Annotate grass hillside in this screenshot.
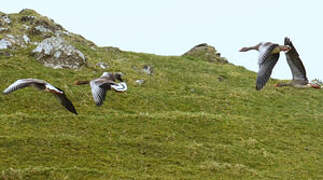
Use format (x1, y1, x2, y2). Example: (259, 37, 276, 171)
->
(0, 10, 322, 179)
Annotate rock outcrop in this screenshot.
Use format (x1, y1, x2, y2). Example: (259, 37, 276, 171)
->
(96, 62, 109, 69)
(0, 34, 30, 49)
(32, 36, 86, 69)
(142, 65, 153, 75)
(183, 43, 228, 64)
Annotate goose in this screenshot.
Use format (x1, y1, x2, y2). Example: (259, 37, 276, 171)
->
(274, 37, 320, 89)
(3, 79, 78, 114)
(74, 72, 127, 106)
(239, 42, 291, 90)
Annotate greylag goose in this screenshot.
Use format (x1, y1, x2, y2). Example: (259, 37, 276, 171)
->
(239, 42, 291, 90)
(3, 79, 78, 114)
(74, 72, 127, 106)
(274, 37, 320, 89)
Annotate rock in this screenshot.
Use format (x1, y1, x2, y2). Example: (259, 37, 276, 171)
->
(21, 15, 36, 23)
(1, 15, 11, 24)
(142, 65, 153, 75)
(3, 34, 28, 48)
(96, 62, 109, 69)
(23, 25, 30, 30)
(0, 27, 9, 32)
(35, 25, 53, 33)
(0, 39, 12, 49)
(55, 30, 71, 37)
(0, 34, 29, 49)
(22, 34, 30, 44)
(135, 80, 145, 85)
(183, 43, 228, 63)
(32, 36, 86, 69)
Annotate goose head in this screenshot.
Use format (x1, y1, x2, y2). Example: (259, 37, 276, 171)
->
(114, 72, 124, 82)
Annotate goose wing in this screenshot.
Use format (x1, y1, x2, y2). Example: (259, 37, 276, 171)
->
(90, 79, 117, 106)
(53, 90, 78, 114)
(256, 44, 280, 90)
(3, 79, 46, 94)
(284, 37, 308, 83)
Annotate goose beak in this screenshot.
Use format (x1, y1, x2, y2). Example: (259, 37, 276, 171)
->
(281, 45, 291, 52)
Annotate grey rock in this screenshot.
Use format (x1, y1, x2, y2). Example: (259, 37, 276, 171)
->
(23, 34, 30, 44)
(6, 34, 14, 39)
(21, 15, 35, 22)
(23, 25, 30, 30)
(96, 62, 109, 69)
(1, 15, 11, 24)
(183, 43, 228, 64)
(0, 34, 29, 49)
(35, 25, 53, 33)
(142, 65, 153, 75)
(135, 79, 145, 85)
(55, 30, 71, 37)
(32, 36, 86, 69)
(0, 39, 12, 49)
(0, 27, 9, 32)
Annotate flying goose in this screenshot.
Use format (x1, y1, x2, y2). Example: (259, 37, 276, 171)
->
(274, 37, 320, 89)
(3, 79, 78, 114)
(74, 72, 127, 106)
(239, 42, 291, 90)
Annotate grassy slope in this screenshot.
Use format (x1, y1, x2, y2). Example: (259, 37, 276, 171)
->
(0, 11, 323, 180)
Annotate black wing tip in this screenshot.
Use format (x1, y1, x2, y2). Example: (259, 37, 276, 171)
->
(65, 104, 78, 115)
(95, 102, 103, 106)
(284, 37, 292, 45)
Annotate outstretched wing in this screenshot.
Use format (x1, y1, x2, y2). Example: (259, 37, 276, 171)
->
(3, 79, 45, 94)
(284, 37, 308, 83)
(54, 92, 78, 114)
(256, 44, 280, 90)
(90, 79, 116, 106)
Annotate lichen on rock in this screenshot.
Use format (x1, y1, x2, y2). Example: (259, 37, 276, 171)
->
(1, 15, 11, 25)
(0, 34, 29, 49)
(183, 43, 228, 63)
(0, 39, 12, 49)
(32, 36, 86, 69)
(142, 65, 153, 75)
(96, 62, 109, 69)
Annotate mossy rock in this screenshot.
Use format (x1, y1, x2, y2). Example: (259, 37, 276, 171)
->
(183, 43, 228, 63)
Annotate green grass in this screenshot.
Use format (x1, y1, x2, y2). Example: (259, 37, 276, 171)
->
(0, 10, 323, 179)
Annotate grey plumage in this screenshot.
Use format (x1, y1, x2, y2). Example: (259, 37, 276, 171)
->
(256, 44, 280, 90)
(88, 72, 125, 106)
(284, 37, 308, 84)
(3, 78, 77, 114)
